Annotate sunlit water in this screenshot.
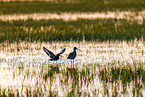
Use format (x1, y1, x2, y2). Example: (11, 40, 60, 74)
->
(1, 40, 145, 65)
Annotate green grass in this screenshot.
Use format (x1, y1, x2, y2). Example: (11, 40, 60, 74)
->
(0, 0, 145, 14)
(99, 62, 144, 96)
(0, 19, 145, 43)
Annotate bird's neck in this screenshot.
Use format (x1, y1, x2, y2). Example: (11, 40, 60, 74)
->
(74, 50, 76, 52)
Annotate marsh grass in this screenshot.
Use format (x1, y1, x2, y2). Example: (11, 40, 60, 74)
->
(0, 0, 145, 15)
(1, 36, 145, 96)
(1, 0, 145, 96)
(99, 62, 145, 96)
(0, 19, 145, 43)
(0, 27, 145, 97)
(0, 62, 145, 96)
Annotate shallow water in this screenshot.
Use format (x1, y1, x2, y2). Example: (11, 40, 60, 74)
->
(1, 41, 145, 66)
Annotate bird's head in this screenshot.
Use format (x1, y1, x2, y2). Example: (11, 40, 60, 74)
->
(74, 47, 82, 52)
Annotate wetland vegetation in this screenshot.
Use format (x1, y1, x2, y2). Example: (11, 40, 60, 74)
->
(1, 40, 145, 96)
(0, 0, 145, 14)
(1, 62, 145, 96)
(0, 19, 145, 43)
(1, 0, 145, 96)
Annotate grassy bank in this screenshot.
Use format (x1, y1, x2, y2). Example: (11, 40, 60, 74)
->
(0, 19, 145, 43)
(0, 0, 145, 14)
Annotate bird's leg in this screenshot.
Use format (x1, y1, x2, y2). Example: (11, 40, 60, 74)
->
(73, 59, 74, 67)
(71, 60, 73, 67)
(71, 60, 72, 67)
(56, 60, 58, 65)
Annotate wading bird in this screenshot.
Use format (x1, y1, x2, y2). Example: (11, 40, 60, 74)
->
(43, 47, 66, 61)
(67, 47, 82, 64)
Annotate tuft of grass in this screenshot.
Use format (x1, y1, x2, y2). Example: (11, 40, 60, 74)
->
(43, 65, 60, 81)
(98, 62, 144, 96)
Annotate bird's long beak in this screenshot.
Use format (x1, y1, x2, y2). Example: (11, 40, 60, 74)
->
(77, 48, 82, 52)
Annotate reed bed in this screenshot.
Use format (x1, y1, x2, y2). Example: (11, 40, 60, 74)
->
(0, 0, 145, 15)
(0, 19, 145, 43)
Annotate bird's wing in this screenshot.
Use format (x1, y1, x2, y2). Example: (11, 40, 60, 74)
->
(43, 47, 55, 58)
(58, 48, 66, 55)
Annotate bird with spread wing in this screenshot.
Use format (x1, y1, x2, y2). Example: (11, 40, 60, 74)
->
(43, 47, 66, 61)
